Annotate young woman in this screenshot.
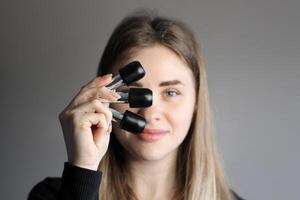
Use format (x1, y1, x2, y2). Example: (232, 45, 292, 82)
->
(28, 12, 244, 200)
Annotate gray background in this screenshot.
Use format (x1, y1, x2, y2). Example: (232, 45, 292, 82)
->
(1, 0, 299, 199)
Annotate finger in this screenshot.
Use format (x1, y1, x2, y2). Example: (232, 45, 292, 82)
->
(67, 74, 120, 110)
(83, 112, 109, 131)
(74, 112, 111, 151)
(72, 99, 113, 122)
(82, 74, 113, 91)
(82, 113, 111, 149)
(93, 119, 112, 150)
(71, 86, 120, 109)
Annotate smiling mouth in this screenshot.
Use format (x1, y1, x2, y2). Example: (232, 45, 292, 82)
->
(138, 128, 169, 142)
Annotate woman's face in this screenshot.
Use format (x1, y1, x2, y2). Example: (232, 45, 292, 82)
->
(111, 44, 196, 162)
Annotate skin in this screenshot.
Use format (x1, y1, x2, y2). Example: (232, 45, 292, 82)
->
(112, 44, 197, 199)
(59, 74, 120, 170)
(59, 44, 196, 200)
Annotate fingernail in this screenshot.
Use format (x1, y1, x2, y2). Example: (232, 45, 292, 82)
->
(110, 91, 121, 99)
(103, 74, 112, 78)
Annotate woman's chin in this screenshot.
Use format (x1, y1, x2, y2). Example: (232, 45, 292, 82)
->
(127, 145, 177, 163)
(113, 130, 178, 162)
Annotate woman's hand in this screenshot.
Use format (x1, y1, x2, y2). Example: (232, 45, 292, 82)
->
(59, 74, 120, 171)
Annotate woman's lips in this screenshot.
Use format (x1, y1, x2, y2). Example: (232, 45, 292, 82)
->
(138, 128, 168, 142)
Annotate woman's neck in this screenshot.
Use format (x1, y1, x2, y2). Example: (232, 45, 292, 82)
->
(128, 151, 178, 200)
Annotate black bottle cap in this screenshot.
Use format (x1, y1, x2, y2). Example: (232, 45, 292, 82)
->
(120, 110, 146, 134)
(128, 88, 153, 108)
(119, 61, 145, 85)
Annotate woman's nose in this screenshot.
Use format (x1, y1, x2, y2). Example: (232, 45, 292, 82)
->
(137, 92, 162, 124)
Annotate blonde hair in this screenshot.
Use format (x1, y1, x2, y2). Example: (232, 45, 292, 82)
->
(97, 11, 234, 200)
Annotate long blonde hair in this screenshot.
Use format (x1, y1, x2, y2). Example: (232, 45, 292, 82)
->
(97, 11, 234, 200)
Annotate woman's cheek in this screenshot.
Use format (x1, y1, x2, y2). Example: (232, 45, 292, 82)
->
(169, 98, 195, 123)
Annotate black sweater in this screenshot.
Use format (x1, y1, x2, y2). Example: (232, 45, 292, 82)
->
(28, 162, 244, 200)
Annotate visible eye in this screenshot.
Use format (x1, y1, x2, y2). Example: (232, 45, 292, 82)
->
(164, 89, 180, 97)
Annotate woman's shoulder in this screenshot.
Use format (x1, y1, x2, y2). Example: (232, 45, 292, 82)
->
(28, 175, 245, 200)
(28, 163, 102, 200)
(27, 177, 62, 199)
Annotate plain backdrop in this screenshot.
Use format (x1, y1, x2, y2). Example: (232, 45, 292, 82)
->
(1, 0, 299, 199)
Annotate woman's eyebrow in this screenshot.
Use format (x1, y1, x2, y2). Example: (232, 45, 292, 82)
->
(159, 80, 184, 87)
(129, 80, 184, 87)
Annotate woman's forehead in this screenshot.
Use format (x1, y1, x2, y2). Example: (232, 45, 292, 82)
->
(109, 45, 195, 87)
(128, 46, 192, 76)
